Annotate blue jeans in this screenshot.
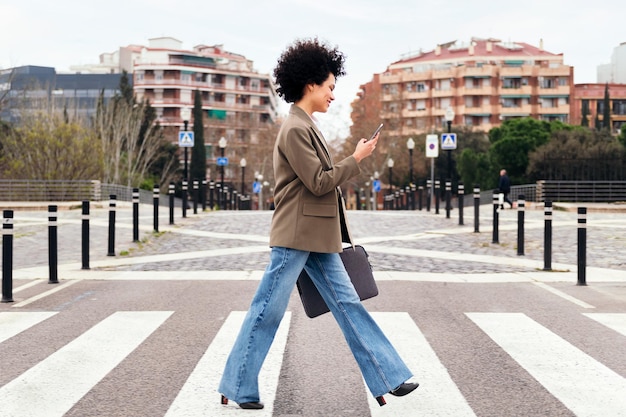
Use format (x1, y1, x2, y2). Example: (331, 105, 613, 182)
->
(218, 246, 413, 403)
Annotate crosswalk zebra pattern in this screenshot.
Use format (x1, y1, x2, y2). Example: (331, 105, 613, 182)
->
(0, 311, 625, 416)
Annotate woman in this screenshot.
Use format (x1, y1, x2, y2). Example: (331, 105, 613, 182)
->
(218, 38, 418, 410)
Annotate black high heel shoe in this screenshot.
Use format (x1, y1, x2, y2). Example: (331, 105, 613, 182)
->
(375, 382, 419, 406)
(221, 395, 264, 410)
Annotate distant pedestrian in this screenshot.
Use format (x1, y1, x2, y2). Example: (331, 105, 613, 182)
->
(498, 169, 512, 209)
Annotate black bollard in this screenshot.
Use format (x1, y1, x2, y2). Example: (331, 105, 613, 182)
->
(107, 195, 116, 256)
(426, 179, 431, 212)
(132, 188, 140, 242)
(418, 185, 423, 211)
(473, 184, 480, 233)
(193, 180, 199, 214)
(458, 183, 464, 225)
(182, 180, 188, 218)
(517, 194, 525, 256)
(201, 179, 207, 211)
(435, 180, 440, 214)
(543, 201, 552, 271)
(81, 201, 90, 270)
(445, 180, 451, 218)
(153, 185, 159, 232)
(209, 180, 215, 210)
(2, 210, 14, 302)
(168, 183, 175, 225)
(577, 207, 587, 286)
(411, 183, 416, 210)
(48, 205, 59, 284)
(492, 190, 499, 244)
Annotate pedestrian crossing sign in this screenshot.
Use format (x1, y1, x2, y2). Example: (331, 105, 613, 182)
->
(178, 131, 194, 147)
(441, 133, 457, 150)
(441, 133, 456, 150)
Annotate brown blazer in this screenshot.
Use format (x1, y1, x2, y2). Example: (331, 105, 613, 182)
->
(269, 105, 360, 253)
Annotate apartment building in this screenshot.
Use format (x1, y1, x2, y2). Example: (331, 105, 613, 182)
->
(572, 83, 626, 133)
(127, 37, 279, 183)
(373, 37, 573, 137)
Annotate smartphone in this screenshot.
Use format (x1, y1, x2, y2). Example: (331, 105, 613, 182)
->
(369, 123, 383, 141)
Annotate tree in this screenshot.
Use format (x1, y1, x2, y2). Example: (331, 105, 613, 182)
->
(94, 79, 173, 188)
(190, 89, 206, 183)
(581, 101, 589, 127)
(0, 112, 102, 180)
(619, 125, 626, 147)
(603, 83, 611, 131)
(488, 118, 556, 183)
(528, 129, 624, 181)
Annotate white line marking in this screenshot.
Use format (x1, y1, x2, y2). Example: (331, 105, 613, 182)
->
(12, 279, 80, 308)
(466, 312, 626, 417)
(583, 313, 626, 337)
(165, 311, 291, 417)
(532, 282, 595, 309)
(0, 311, 173, 417)
(0, 312, 57, 343)
(369, 312, 476, 416)
(12, 280, 42, 293)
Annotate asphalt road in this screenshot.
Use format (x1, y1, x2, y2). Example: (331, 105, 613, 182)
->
(1, 205, 625, 417)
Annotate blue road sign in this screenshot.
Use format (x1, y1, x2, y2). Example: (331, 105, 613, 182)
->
(441, 133, 457, 150)
(178, 131, 194, 147)
(216, 157, 228, 166)
(372, 179, 381, 192)
(253, 181, 262, 193)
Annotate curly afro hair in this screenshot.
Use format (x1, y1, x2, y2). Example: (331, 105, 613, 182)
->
(273, 38, 346, 103)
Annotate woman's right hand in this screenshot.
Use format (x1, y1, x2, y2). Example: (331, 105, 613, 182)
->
(352, 133, 379, 163)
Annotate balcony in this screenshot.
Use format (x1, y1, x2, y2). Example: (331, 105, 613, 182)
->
(537, 66, 571, 77)
(500, 104, 532, 115)
(459, 86, 496, 96)
(537, 104, 570, 115)
(402, 90, 430, 100)
(432, 89, 455, 98)
(379, 73, 402, 84)
(462, 66, 496, 78)
(402, 108, 429, 118)
(538, 85, 570, 96)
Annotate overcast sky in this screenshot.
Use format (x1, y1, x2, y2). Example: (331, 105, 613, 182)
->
(1, 0, 623, 136)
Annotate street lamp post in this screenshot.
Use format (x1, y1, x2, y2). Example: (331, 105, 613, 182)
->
(219, 137, 227, 210)
(387, 158, 394, 210)
(181, 107, 192, 218)
(372, 171, 379, 211)
(257, 173, 264, 210)
(240, 158, 246, 210)
(407, 137, 415, 210)
(444, 107, 455, 218)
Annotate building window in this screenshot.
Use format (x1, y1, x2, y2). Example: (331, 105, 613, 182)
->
(614, 100, 626, 115)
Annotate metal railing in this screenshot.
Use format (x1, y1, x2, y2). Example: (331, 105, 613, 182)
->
(0, 180, 174, 207)
(537, 180, 626, 203)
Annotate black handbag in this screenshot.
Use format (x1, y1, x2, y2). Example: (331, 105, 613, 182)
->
(296, 245, 378, 318)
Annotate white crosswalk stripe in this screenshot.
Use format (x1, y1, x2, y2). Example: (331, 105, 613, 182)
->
(165, 311, 291, 417)
(0, 312, 57, 343)
(368, 312, 476, 416)
(1, 310, 625, 416)
(0, 311, 173, 417)
(583, 313, 626, 336)
(466, 312, 626, 417)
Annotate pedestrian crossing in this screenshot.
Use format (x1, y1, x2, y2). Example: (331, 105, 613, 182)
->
(0, 311, 624, 416)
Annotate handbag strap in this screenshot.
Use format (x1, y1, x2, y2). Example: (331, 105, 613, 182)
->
(337, 187, 355, 250)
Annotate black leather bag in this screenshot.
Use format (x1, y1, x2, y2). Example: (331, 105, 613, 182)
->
(296, 245, 378, 318)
